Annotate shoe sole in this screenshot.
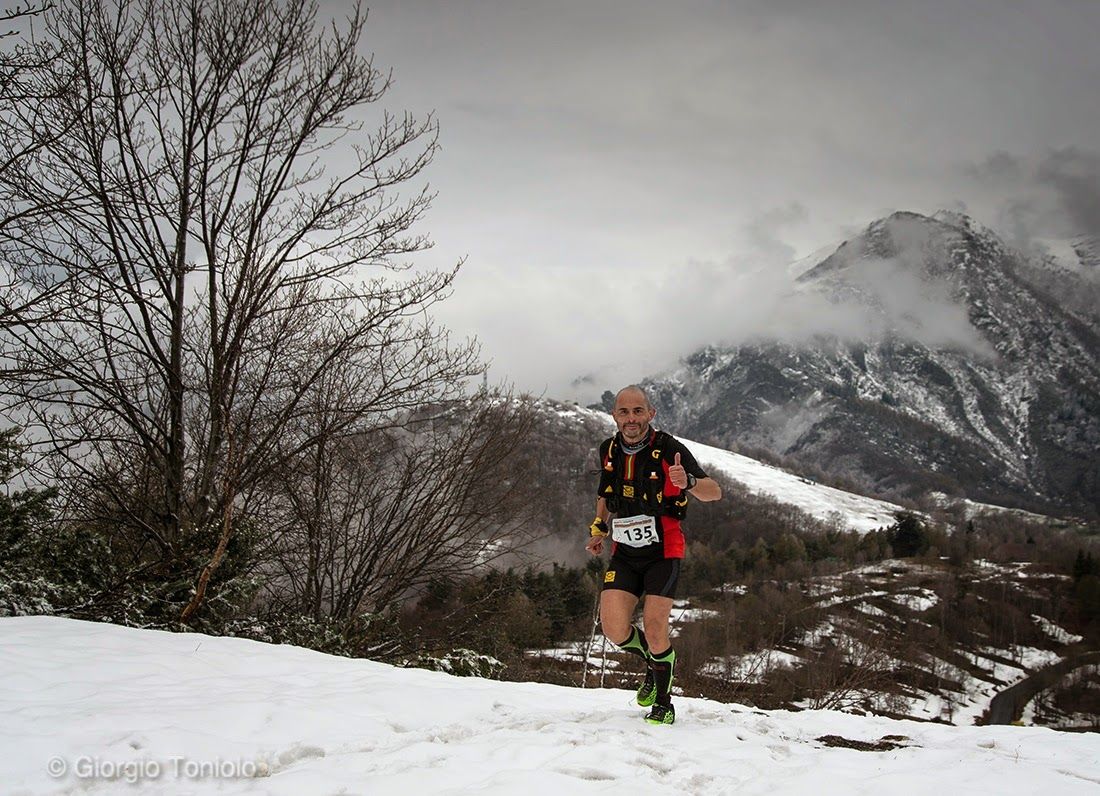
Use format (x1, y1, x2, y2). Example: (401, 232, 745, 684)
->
(643, 706, 675, 725)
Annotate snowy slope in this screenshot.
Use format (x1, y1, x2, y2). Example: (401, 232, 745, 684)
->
(686, 439, 902, 532)
(559, 404, 904, 532)
(1033, 236, 1100, 278)
(4, 617, 1099, 795)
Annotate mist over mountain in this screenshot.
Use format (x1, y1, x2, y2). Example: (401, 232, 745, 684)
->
(635, 211, 1100, 518)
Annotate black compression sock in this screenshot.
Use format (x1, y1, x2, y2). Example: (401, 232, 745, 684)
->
(649, 647, 676, 705)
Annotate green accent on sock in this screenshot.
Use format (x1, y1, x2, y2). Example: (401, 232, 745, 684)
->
(617, 626, 649, 656)
(650, 647, 676, 673)
(636, 670, 657, 707)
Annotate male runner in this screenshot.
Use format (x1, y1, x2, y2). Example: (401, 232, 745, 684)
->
(585, 385, 721, 725)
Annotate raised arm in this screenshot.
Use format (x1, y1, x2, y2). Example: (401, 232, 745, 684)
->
(668, 451, 722, 502)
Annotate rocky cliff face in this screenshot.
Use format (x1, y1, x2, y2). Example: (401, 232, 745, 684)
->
(644, 211, 1100, 517)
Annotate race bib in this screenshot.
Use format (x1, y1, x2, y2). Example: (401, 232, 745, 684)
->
(611, 514, 660, 547)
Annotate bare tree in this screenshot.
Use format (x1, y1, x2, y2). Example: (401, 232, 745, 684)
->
(798, 633, 900, 711)
(258, 390, 536, 651)
(0, 3, 53, 101)
(1, 2, 64, 327)
(0, 0, 480, 620)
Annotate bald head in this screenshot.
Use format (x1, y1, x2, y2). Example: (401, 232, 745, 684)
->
(612, 385, 656, 443)
(615, 384, 653, 411)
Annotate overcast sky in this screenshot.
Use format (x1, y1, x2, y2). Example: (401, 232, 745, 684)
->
(346, 0, 1100, 402)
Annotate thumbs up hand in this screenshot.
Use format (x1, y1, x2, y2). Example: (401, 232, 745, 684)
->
(669, 452, 689, 490)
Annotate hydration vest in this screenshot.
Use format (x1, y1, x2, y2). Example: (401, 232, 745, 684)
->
(601, 430, 690, 520)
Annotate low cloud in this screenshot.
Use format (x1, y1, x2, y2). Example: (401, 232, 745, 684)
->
(1036, 148, 1100, 238)
(968, 147, 1100, 247)
(662, 254, 992, 357)
(966, 150, 1027, 185)
(468, 202, 1013, 405)
(829, 256, 994, 354)
(567, 209, 995, 401)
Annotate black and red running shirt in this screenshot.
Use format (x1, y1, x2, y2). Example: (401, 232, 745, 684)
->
(596, 429, 708, 559)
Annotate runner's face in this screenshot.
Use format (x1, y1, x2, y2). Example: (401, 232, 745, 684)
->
(613, 391, 656, 443)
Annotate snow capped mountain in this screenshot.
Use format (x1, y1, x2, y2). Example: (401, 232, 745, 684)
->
(643, 211, 1100, 517)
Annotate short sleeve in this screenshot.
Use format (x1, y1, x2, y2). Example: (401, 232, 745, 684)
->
(675, 441, 708, 479)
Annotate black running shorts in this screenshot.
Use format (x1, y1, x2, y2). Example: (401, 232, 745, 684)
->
(602, 554, 681, 599)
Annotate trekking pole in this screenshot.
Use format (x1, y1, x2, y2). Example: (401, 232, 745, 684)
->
(582, 581, 600, 687)
(599, 625, 608, 688)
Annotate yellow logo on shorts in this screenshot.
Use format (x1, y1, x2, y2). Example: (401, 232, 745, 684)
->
(604, 570, 616, 583)
(622, 485, 634, 498)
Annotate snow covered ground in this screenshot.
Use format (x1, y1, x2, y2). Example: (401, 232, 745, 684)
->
(1033, 614, 1084, 645)
(916, 646, 1066, 728)
(942, 495, 1070, 526)
(4, 617, 1100, 795)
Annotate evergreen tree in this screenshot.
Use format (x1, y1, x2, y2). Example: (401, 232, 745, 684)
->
(0, 429, 114, 617)
(0, 430, 54, 551)
(1073, 550, 1099, 581)
(889, 512, 928, 558)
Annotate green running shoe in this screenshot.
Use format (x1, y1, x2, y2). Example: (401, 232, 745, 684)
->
(636, 668, 657, 707)
(644, 702, 675, 725)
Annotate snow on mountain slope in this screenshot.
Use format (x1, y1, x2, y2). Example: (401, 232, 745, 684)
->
(687, 439, 903, 532)
(558, 404, 904, 532)
(1033, 236, 1100, 278)
(3, 617, 1099, 795)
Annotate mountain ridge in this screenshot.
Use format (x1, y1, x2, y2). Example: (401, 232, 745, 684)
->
(639, 210, 1100, 517)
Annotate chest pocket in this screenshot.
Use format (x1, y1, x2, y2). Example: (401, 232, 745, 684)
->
(605, 434, 688, 520)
